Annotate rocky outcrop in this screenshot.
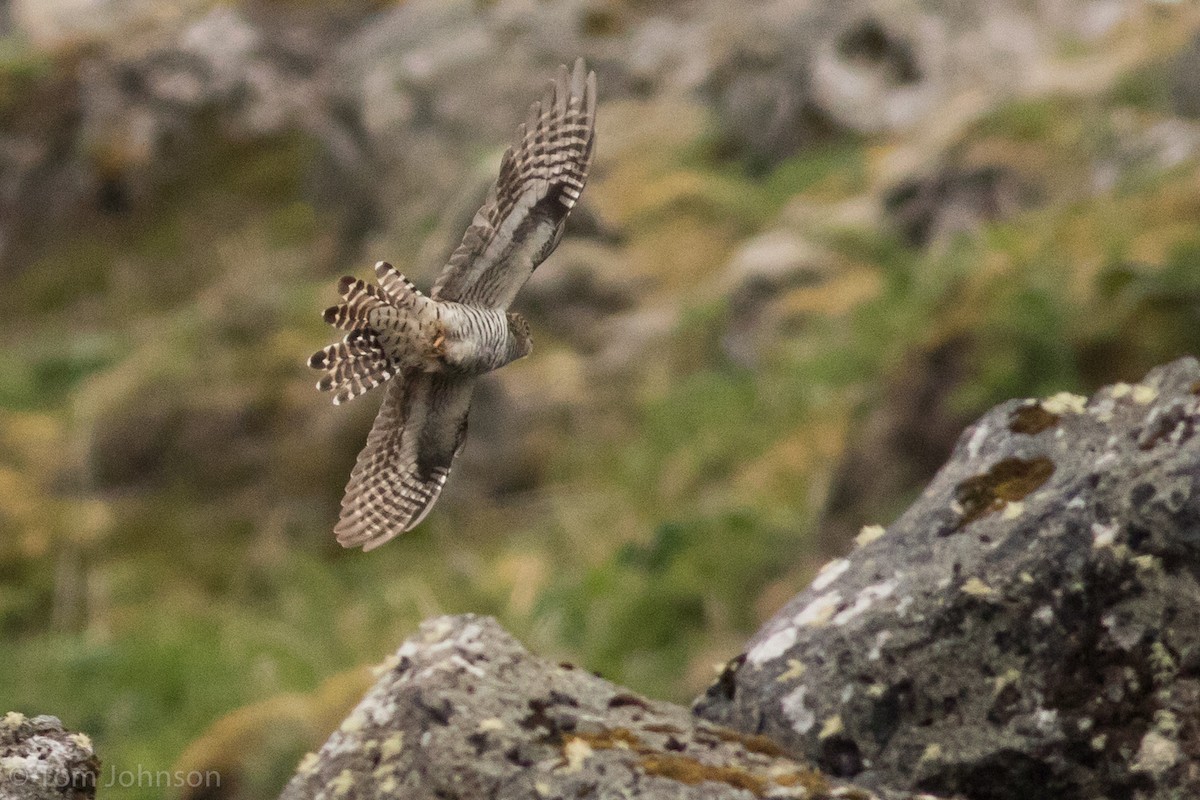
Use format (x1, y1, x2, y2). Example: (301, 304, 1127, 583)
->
(279, 615, 933, 800)
(0, 713, 100, 800)
(695, 357, 1200, 799)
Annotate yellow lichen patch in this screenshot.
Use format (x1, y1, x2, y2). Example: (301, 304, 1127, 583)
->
(1002, 500, 1025, 520)
(818, 715, 843, 740)
(3, 712, 27, 729)
(1041, 392, 1087, 415)
(993, 668, 1022, 696)
(855, 524, 886, 547)
(379, 732, 405, 760)
(562, 737, 594, 772)
(639, 754, 768, 795)
(920, 743, 943, 763)
(477, 718, 505, 732)
(953, 456, 1055, 529)
(1008, 403, 1059, 435)
(69, 733, 93, 752)
(961, 577, 997, 598)
(776, 659, 806, 683)
(702, 727, 789, 759)
(1132, 384, 1158, 405)
(328, 768, 355, 797)
(770, 768, 830, 794)
(570, 728, 644, 752)
(296, 752, 319, 776)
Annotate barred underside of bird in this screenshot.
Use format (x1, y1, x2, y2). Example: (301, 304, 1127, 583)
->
(309, 58, 597, 551)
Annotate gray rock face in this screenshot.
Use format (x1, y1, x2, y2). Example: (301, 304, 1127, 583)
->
(0, 713, 99, 800)
(279, 615, 920, 800)
(694, 358, 1200, 799)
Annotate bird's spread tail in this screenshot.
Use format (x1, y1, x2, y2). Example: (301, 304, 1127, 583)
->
(308, 261, 427, 404)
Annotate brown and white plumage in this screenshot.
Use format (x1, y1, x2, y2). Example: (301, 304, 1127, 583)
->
(310, 59, 596, 550)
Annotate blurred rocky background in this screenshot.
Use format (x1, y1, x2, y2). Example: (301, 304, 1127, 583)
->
(2, 0, 1200, 797)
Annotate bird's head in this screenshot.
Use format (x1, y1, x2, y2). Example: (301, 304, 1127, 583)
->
(506, 311, 533, 360)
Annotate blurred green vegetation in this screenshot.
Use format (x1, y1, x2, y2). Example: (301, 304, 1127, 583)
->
(3, 30, 1200, 800)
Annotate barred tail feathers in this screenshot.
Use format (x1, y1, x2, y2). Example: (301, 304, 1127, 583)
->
(310, 262, 434, 404)
(309, 330, 395, 405)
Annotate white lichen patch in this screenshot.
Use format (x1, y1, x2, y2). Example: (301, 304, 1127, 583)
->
(1102, 612, 1143, 650)
(3, 712, 26, 729)
(961, 577, 997, 598)
(1042, 392, 1087, 415)
(813, 558, 851, 591)
(296, 752, 320, 776)
(966, 423, 989, 460)
(328, 768, 355, 797)
(1132, 731, 1180, 776)
(380, 732, 405, 760)
(818, 715, 843, 739)
(1001, 501, 1024, 520)
(781, 685, 815, 734)
(1131, 384, 1158, 405)
(68, 732, 93, 753)
(748, 626, 798, 665)
(535, 781, 552, 796)
(796, 591, 843, 627)
(378, 775, 398, 794)
(1092, 521, 1119, 548)
(449, 654, 486, 678)
(478, 718, 505, 732)
(920, 743, 943, 763)
(1033, 605, 1055, 625)
(1110, 382, 1132, 399)
(895, 595, 914, 617)
(1035, 708, 1059, 734)
(562, 737, 594, 772)
(776, 659, 806, 682)
(832, 581, 896, 626)
(855, 524, 886, 547)
(868, 630, 893, 661)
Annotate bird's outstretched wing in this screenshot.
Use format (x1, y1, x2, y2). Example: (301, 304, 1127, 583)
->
(334, 372, 474, 551)
(432, 58, 597, 309)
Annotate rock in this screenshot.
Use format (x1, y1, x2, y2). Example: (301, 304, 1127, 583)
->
(883, 164, 1031, 248)
(1172, 32, 1200, 120)
(720, 229, 836, 367)
(694, 358, 1200, 799)
(279, 615, 932, 800)
(0, 713, 100, 800)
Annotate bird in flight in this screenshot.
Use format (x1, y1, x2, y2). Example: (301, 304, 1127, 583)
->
(309, 59, 597, 551)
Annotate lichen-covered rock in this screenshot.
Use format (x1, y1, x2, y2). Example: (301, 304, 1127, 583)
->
(279, 615, 932, 800)
(0, 713, 100, 800)
(694, 358, 1200, 799)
